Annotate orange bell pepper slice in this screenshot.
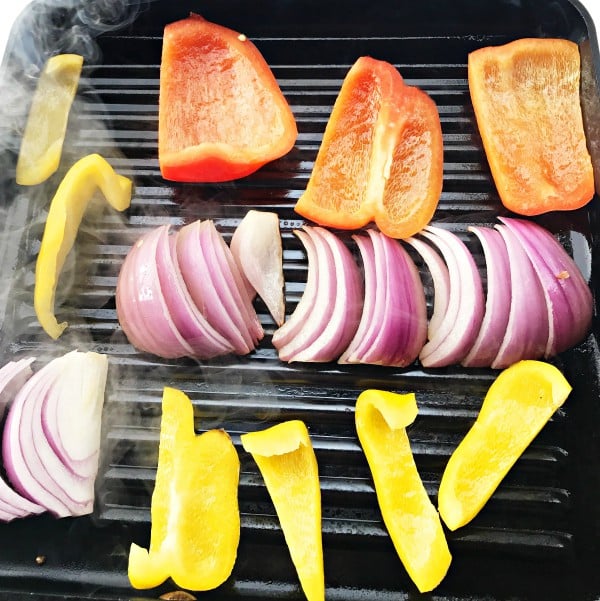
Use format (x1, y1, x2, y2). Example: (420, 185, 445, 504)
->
(438, 360, 572, 531)
(241, 421, 324, 601)
(128, 387, 240, 591)
(294, 56, 443, 239)
(468, 38, 594, 215)
(159, 14, 297, 182)
(355, 390, 451, 593)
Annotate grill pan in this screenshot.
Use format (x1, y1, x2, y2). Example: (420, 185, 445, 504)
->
(1, 0, 600, 599)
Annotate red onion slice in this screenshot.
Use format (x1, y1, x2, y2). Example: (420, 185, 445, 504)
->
(0, 358, 45, 520)
(462, 227, 511, 367)
(117, 229, 193, 358)
(3, 359, 72, 516)
(418, 226, 485, 368)
(3, 352, 108, 518)
(341, 231, 426, 367)
(339, 234, 379, 363)
(155, 226, 234, 358)
(41, 351, 107, 479)
(0, 358, 35, 419)
(499, 217, 593, 357)
(277, 226, 362, 362)
(272, 228, 318, 349)
(204, 221, 264, 345)
(491, 225, 549, 369)
(230, 210, 285, 326)
(406, 236, 450, 338)
(276, 227, 337, 361)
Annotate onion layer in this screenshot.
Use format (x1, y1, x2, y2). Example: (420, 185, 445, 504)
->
(230, 210, 285, 326)
(274, 226, 363, 362)
(340, 231, 426, 367)
(117, 220, 263, 359)
(499, 217, 593, 357)
(2, 351, 108, 520)
(416, 226, 485, 368)
(461, 227, 511, 367)
(0, 359, 44, 521)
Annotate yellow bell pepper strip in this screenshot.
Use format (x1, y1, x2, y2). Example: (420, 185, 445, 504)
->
(241, 421, 324, 601)
(34, 153, 132, 339)
(438, 360, 572, 531)
(355, 390, 451, 593)
(16, 54, 83, 186)
(128, 387, 240, 591)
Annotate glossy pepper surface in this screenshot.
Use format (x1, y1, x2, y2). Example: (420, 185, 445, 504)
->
(34, 153, 131, 339)
(17, 53, 83, 186)
(158, 14, 297, 182)
(355, 389, 451, 593)
(128, 387, 240, 591)
(438, 360, 572, 530)
(294, 56, 443, 239)
(241, 420, 324, 601)
(468, 38, 595, 215)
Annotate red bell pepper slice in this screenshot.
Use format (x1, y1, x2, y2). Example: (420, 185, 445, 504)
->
(159, 15, 297, 182)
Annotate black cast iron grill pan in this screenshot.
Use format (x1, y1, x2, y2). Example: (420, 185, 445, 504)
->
(0, 0, 600, 599)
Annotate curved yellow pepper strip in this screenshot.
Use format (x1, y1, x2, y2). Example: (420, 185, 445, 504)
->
(34, 153, 132, 339)
(128, 387, 240, 591)
(355, 390, 451, 593)
(241, 420, 324, 601)
(438, 360, 571, 531)
(16, 54, 83, 185)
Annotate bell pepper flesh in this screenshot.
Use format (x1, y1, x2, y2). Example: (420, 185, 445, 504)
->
(355, 390, 451, 593)
(34, 153, 132, 339)
(241, 421, 324, 601)
(128, 387, 241, 591)
(294, 56, 443, 239)
(468, 38, 594, 215)
(159, 14, 297, 182)
(438, 360, 572, 531)
(16, 54, 83, 186)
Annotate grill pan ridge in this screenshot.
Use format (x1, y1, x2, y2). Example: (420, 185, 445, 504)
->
(1, 0, 600, 599)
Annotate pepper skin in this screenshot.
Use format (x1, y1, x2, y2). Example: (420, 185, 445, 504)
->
(128, 387, 240, 591)
(355, 390, 451, 593)
(468, 38, 595, 215)
(241, 420, 324, 601)
(17, 54, 83, 186)
(158, 14, 297, 182)
(438, 360, 572, 530)
(34, 153, 131, 339)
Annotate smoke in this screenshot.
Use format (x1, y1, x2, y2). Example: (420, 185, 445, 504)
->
(0, 0, 152, 526)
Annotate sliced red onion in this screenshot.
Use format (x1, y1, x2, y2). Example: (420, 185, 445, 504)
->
(156, 225, 234, 358)
(230, 210, 286, 326)
(3, 352, 108, 518)
(41, 352, 107, 479)
(0, 358, 45, 520)
(176, 220, 263, 354)
(418, 226, 485, 368)
(461, 227, 511, 368)
(204, 221, 264, 345)
(276, 226, 363, 362)
(177, 220, 250, 354)
(499, 217, 593, 357)
(3, 358, 72, 516)
(0, 358, 35, 420)
(116, 229, 194, 358)
(338, 234, 380, 363)
(340, 231, 426, 367)
(406, 236, 450, 338)
(272, 228, 318, 349)
(491, 225, 549, 369)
